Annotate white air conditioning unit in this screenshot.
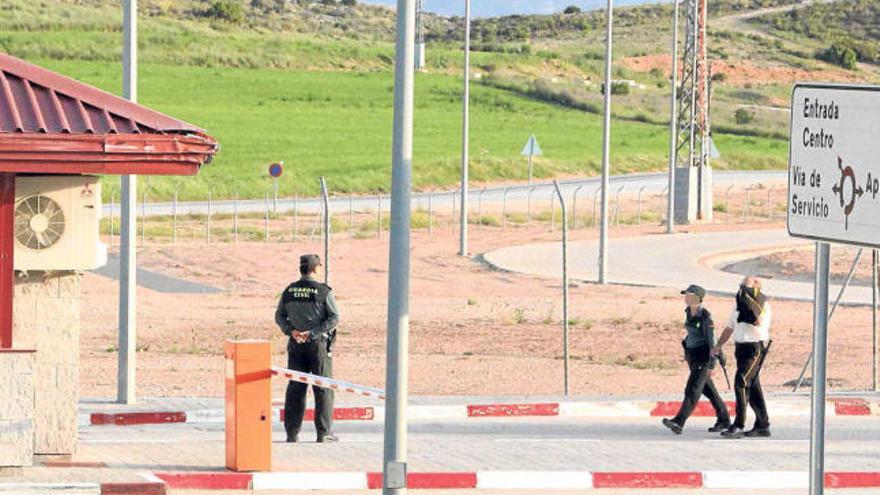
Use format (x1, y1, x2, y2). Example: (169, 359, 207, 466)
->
(14, 175, 107, 271)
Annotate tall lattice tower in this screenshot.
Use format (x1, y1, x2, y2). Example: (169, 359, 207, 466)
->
(674, 0, 712, 222)
(415, 0, 426, 70)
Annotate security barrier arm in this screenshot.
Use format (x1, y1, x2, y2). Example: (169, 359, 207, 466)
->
(271, 366, 386, 400)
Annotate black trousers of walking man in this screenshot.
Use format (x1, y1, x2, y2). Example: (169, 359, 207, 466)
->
(284, 338, 334, 440)
(733, 341, 770, 430)
(672, 349, 730, 426)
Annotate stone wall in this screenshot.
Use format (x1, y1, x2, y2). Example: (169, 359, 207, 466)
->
(13, 271, 81, 455)
(0, 350, 35, 467)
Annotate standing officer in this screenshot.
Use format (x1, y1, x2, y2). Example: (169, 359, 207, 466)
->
(275, 254, 340, 443)
(714, 275, 772, 439)
(662, 284, 731, 435)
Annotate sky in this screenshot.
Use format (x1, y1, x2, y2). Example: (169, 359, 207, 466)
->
(360, 0, 671, 18)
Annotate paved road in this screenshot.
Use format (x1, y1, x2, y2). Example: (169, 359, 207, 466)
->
(75, 415, 880, 473)
(108, 170, 787, 218)
(482, 228, 875, 305)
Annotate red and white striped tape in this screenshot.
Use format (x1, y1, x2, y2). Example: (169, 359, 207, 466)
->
(270, 366, 385, 400)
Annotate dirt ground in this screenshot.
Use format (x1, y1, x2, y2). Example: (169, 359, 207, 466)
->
(80, 218, 879, 400)
(732, 245, 879, 288)
(619, 54, 864, 88)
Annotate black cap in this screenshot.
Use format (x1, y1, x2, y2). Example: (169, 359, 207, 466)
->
(300, 254, 322, 272)
(681, 284, 706, 301)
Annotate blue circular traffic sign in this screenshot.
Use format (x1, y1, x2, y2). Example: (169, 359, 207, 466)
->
(269, 162, 284, 178)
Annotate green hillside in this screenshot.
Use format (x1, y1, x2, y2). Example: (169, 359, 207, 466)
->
(0, 0, 875, 199)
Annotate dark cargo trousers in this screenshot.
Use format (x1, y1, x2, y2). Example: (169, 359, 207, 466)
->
(284, 338, 334, 439)
(733, 341, 770, 430)
(673, 348, 730, 426)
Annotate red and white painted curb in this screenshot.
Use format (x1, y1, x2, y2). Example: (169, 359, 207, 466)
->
(82, 397, 880, 426)
(0, 479, 166, 494)
(148, 470, 880, 490)
(12, 471, 880, 491)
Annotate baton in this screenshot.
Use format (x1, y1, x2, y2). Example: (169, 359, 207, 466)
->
(718, 352, 731, 390)
(757, 340, 773, 369)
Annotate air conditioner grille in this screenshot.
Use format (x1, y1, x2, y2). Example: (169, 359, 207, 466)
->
(15, 195, 66, 251)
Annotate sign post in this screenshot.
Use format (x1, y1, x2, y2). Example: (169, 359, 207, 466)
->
(269, 161, 284, 212)
(521, 135, 542, 184)
(788, 83, 880, 495)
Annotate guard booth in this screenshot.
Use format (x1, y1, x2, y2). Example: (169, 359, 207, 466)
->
(0, 52, 217, 466)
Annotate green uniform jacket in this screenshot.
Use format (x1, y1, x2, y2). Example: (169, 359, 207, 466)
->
(275, 276, 340, 341)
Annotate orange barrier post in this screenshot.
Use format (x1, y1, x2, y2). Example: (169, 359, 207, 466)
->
(225, 340, 272, 472)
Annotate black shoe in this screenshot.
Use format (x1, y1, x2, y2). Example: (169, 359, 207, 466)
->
(708, 420, 731, 433)
(744, 427, 771, 438)
(317, 433, 339, 443)
(286, 434, 299, 443)
(662, 418, 683, 435)
(720, 426, 744, 439)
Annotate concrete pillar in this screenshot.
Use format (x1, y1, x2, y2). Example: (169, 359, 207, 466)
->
(0, 349, 35, 467)
(13, 272, 81, 455)
(674, 165, 713, 224)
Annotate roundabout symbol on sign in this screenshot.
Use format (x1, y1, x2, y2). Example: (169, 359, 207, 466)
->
(831, 156, 863, 230)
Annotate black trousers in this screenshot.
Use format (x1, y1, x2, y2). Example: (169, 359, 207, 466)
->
(284, 338, 334, 438)
(673, 350, 730, 426)
(733, 342, 770, 429)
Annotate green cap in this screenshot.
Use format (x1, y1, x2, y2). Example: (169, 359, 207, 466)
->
(300, 254, 322, 272)
(681, 284, 706, 301)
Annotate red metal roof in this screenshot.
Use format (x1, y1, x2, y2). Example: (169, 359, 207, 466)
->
(0, 53, 218, 176)
(0, 53, 202, 135)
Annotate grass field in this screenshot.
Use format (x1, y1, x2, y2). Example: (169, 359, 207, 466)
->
(12, 0, 873, 199)
(39, 59, 787, 200)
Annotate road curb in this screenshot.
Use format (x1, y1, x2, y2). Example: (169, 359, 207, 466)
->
(147, 471, 880, 490)
(0, 482, 166, 494)
(84, 398, 879, 426)
(6, 471, 880, 491)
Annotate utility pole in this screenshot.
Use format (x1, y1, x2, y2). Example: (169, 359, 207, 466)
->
(458, 0, 471, 257)
(117, 0, 138, 405)
(383, 0, 415, 493)
(598, 0, 613, 284)
(809, 242, 830, 495)
(666, 0, 680, 234)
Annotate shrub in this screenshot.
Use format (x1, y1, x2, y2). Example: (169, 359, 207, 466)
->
(820, 42, 858, 70)
(563, 5, 581, 14)
(600, 81, 630, 95)
(341, 0, 356, 5)
(711, 72, 727, 82)
(734, 108, 755, 125)
(204, 0, 244, 23)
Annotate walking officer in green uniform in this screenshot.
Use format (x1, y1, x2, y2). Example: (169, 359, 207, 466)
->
(662, 284, 731, 435)
(275, 254, 340, 443)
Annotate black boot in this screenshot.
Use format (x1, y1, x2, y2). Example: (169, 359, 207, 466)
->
(721, 426, 744, 439)
(708, 419, 731, 433)
(317, 432, 339, 443)
(662, 418, 683, 435)
(744, 427, 771, 438)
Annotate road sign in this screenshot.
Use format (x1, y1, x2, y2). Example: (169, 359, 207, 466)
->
(268, 162, 284, 178)
(522, 135, 542, 184)
(521, 134, 542, 157)
(788, 84, 880, 248)
(708, 136, 720, 159)
(786, 83, 880, 495)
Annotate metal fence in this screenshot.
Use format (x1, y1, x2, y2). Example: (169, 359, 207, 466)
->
(102, 181, 787, 246)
